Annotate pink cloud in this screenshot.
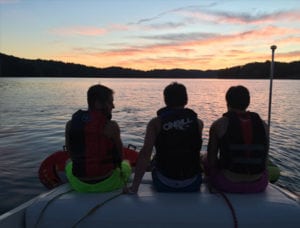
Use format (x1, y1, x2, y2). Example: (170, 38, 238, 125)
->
(50, 26, 107, 36)
(108, 24, 130, 31)
(55, 24, 299, 70)
(278, 36, 300, 44)
(70, 26, 297, 63)
(278, 51, 300, 59)
(263, 10, 300, 23)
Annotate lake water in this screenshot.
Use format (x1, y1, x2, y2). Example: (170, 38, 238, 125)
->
(0, 77, 299, 215)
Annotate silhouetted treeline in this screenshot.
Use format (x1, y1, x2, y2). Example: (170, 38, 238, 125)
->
(0, 53, 299, 79)
(218, 61, 300, 79)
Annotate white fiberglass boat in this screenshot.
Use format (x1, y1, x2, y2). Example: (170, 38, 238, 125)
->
(0, 172, 299, 228)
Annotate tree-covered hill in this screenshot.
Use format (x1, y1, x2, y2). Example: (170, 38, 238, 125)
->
(218, 61, 300, 79)
(0, 53, 299, 79)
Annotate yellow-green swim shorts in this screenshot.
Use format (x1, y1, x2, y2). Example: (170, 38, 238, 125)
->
(65, 161, 131, 192)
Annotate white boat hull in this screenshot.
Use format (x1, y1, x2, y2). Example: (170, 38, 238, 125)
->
(1, 173, 299, 228)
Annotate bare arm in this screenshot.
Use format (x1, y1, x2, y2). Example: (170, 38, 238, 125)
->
(129, 118, 158, 193)
(65, 121, 71, 152)
(105, 120, 123, 166)
(198, 119, 204, 149)
(263, 120, 270, 165)
(207, 120, 221, 169)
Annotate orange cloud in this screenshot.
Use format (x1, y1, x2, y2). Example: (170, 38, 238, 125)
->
(278, 51, 300, 59)
(92, 26, 297, 60)
(278, 36, 300, 44)
(54, 25, 299, 70)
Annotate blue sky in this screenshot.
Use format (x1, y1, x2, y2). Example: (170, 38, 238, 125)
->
(1, 0, 299, 70)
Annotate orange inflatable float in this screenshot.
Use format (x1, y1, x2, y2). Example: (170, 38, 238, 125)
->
(39, 145, 139, 189)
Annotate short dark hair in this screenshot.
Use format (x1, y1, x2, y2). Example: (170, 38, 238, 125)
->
(226, 85, 250, 110)
(87, 84, 113, 109)
(164, 82, 188, 107)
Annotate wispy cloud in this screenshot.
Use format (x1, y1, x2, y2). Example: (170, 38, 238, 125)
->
(278, 50, 300, 59)
(134, 6, 300, 27)
(139, 32, 217, 41)
(59, 23, 299, 70)
(141, 22, 186, 30)
(68, 25, 299, 59)
(50, 27, 107, 36)
(208, 10, 300, 24)
(40, 3, 300, 70)
(108, 24, 130, 31)
(277, 36, 300, 44)
(131, 3, 217, 25)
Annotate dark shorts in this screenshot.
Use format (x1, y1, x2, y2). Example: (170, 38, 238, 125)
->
(152, 169, 202, 192)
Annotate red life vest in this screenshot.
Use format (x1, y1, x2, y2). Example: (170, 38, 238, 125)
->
(68, 110, 116, 178)
(219, 111, 268, 174)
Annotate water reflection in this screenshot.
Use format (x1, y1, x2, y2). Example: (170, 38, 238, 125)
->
(0, 77, 299, 214)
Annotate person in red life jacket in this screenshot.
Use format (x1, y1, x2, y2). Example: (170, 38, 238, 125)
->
(125, 82, 203, 193)
(204, 85, 269, 193)
(65, 84, 131, 192)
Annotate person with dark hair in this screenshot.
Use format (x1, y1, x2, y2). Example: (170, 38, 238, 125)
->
(125, 82, 204, 193)
(65, 84, 131, 192)
(205, 85, 269, 193)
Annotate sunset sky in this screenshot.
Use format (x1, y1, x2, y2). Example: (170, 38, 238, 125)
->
(0, 0, 299, 71)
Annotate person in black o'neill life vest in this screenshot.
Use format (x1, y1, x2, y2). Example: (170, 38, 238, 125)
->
(65, 84, 131, 192)
(125, 82, 204, 193)
(205, 85, 269, 193)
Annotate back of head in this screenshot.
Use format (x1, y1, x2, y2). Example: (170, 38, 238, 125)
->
(164, 82, 188, 107)
(226, 85, 250, 110)
(87, 84, 113, 110)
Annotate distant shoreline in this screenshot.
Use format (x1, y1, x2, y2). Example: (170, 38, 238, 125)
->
(1, 53, 299, 79)
(1, 76, 299, 80)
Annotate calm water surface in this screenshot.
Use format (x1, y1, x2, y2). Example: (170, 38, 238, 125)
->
(0, 77, 299, 214)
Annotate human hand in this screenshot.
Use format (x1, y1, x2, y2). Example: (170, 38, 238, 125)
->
(123, 186, 137, 194)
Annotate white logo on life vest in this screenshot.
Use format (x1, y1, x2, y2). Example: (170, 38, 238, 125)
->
(163, 118, 193, 131)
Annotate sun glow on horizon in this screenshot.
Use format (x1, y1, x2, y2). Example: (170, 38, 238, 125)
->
(0, 0, 299, 71)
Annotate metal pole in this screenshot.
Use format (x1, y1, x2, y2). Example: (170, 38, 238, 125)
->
(268, 45, 277, 137)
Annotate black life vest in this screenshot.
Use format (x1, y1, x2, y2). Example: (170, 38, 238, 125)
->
(154, 107, 202, 179)
(68, 110, 116, 178)
(219, 111, 268, 174)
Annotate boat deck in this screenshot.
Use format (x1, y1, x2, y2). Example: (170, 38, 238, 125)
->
(1, 173, 299, 228)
